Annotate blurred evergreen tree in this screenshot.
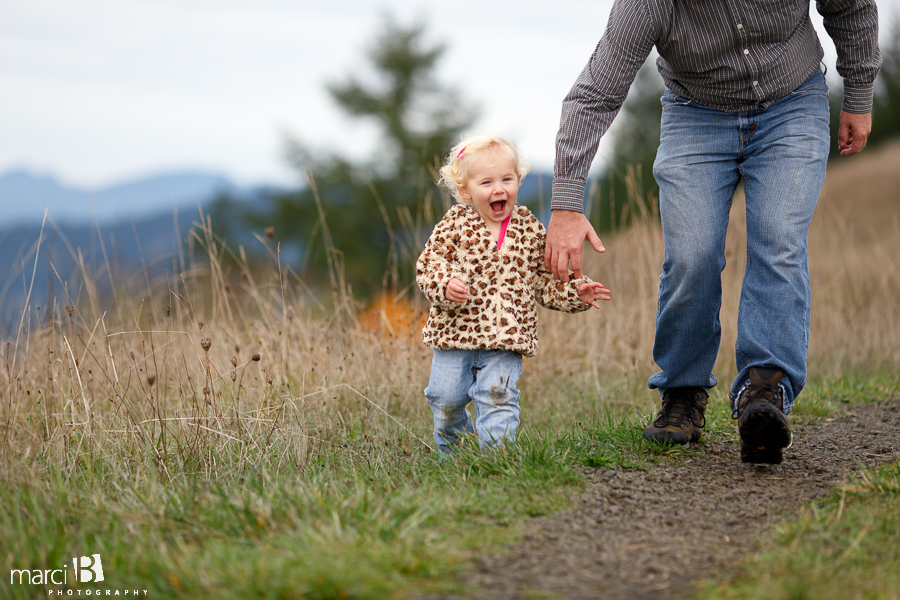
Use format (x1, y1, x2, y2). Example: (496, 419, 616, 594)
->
(869, 17, 900, 148)
(219, 17, 476, 296)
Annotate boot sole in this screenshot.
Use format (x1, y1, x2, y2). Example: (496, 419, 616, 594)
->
(740, 440, 787, 464)
(642, 427, 700, 446)
(738, 402, 791, 464)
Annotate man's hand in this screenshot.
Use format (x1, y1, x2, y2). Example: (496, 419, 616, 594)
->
(445, 277, 468, 304)
(838, 111, 872, 156)
(544, 210, 605, 282)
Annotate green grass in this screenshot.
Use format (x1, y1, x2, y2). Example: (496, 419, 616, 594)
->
(692, 375, 900, 600)
(0, 401, 709, 600)
(793, 375, 900, 421)
(3, 376, 897, 600)
(0, 419, 590, 600)
(694, 460, 900, 600)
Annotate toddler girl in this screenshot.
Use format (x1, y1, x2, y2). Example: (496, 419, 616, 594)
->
(416, 134, 610, 453)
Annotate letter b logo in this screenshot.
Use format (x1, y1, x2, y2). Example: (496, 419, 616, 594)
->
(74, 554, 104, 583)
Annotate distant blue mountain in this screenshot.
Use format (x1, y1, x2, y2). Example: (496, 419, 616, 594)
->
(0, 167, 572, 326)
(0, 169, 238, 226)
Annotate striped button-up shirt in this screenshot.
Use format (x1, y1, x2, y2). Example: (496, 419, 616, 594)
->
(552, 0, 882, 212)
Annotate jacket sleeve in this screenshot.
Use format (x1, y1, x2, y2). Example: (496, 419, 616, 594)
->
(416, 210, 468, 311)
(532, 224, 592, 314)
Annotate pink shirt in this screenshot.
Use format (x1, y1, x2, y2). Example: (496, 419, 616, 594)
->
(497, 214, 512, 249)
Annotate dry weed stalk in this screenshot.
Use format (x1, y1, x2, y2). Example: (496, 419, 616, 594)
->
(0, 146, 897, 480)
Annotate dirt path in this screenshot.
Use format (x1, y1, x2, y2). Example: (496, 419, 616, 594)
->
(425, 401, 900, 600)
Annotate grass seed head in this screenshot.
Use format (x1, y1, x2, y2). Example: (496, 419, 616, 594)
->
(252, 353, 261, 362)
(148, 375, 156, 386)
(201, 338, 212, 352)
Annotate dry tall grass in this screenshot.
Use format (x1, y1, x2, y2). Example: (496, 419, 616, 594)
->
(534, 141, 900, 417)
(1, 143, 898, 481)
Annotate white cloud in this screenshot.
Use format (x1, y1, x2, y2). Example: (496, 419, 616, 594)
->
(1, 0, 897, 187)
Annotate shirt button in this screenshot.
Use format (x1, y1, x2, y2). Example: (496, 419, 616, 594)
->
(743, 49, 749, 55)
(737, 23, 743, 29)
(752, 81, 759, 86)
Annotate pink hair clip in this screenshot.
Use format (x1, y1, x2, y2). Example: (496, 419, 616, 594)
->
(456, 146, 466, 159)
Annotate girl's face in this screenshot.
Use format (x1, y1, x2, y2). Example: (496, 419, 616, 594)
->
(457, 149, 519, 228)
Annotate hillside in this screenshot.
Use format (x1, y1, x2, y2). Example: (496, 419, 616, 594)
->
(0, 169, 239, 226)
(816, 139, 900, 240)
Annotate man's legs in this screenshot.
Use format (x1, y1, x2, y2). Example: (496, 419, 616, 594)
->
(731, 70, 830, 414)
(645, 71, 829, 456)
(644, 91, 743, 443)
(649, 92, 742, 394)
(730, 70, 830, 463)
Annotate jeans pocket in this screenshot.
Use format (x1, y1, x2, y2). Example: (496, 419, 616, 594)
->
(661, 91, 693, 112)
(789, 72, 829, 100)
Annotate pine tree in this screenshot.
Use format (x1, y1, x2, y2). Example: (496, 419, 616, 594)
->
(241, 17, 476, 295)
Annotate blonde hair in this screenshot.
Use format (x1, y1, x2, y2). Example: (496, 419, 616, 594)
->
(437, 134, 531, 203)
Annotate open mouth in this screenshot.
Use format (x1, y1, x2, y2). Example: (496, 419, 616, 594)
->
(490, 200, 506, 215)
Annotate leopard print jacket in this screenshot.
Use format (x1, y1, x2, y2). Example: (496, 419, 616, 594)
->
(416, 204, 591, 358)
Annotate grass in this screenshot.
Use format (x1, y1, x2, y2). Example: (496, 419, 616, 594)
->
(690, 376, 900, 600)
(2, 144, 900, 598)
(0, 411, 639, 600)
(694, 459, 900, 600)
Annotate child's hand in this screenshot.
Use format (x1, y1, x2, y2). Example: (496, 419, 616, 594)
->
(445, 278, 469, 304)
(578, 281, 611, 309)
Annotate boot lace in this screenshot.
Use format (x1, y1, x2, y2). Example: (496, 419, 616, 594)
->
(733, 382, 784, 419)
(654, 388, 707, 430)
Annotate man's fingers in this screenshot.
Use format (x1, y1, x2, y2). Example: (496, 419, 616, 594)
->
(837, 123, 850, 149)
(838, 111, 872, 157)
(569, 250, 583, 280)
(587, 228, 606, 254)
(548, 248, 560, 281)
(555, 251, 571, 283)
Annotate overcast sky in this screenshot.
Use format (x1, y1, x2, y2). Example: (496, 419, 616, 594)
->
(2, 0, 897, 189)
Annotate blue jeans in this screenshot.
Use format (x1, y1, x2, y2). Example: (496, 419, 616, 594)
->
(649, 70, 830, 416)
(424, 349, 522, 453)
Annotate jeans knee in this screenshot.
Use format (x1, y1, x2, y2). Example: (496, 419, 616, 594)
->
(663, 245, 724, 284)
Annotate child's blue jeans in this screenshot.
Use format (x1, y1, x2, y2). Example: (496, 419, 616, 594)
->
(424, 348, 522, 453)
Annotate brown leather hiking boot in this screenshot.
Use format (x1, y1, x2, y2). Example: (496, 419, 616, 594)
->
(643, 387, 709, 445)
(735, 367, 792, 464)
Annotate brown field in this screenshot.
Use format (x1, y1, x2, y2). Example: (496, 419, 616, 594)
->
(1, 141, 898, 474)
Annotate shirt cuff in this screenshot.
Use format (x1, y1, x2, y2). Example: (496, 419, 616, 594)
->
(841, 82, 875, 114)
(550, 179, 586, 213)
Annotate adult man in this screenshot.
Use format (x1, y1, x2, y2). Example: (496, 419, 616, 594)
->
(546, 0, 881, 463)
